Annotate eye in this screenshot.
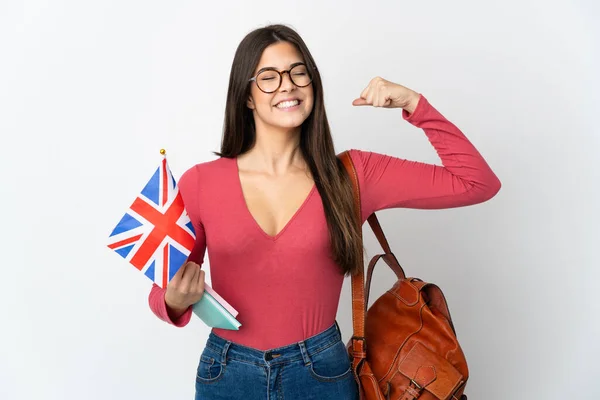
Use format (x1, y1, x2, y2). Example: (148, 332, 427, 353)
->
(292, 65, 308, 74)
(258, 71, 278, 81)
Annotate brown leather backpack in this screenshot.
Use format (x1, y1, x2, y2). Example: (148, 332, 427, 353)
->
(340, 151, 469, 400)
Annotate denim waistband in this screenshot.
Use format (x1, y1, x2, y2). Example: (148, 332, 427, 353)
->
(204, 321, 343, 367)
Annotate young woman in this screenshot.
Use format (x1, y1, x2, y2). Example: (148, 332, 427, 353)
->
(148, 24, 501, 399)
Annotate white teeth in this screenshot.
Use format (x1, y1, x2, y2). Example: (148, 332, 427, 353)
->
(276, 100, 299, 109)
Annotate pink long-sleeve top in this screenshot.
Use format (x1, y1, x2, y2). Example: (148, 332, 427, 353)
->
(148, 94, 501, 350)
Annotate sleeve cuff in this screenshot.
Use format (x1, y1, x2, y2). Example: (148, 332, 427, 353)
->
(402, 93, 427, 122)
(170, 303, 193, 327)
(159, 290, 193, 327)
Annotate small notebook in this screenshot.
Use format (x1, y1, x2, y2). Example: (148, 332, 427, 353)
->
(192, 284, 241, 330)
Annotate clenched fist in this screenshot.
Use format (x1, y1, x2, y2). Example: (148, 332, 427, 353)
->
(352, 76, 420, 113)
(164, 261, 205, 318)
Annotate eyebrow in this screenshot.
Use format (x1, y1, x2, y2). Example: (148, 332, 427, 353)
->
(255, 62, 305, 75)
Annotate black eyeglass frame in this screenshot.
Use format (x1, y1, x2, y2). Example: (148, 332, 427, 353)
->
(248, 63, 316, 93)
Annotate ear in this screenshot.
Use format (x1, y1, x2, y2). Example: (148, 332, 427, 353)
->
(246, 96, 255, 110)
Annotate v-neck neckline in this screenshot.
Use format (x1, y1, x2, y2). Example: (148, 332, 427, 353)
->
(233, 157, 317, 241)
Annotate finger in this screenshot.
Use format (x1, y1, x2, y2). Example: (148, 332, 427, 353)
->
(177, 263, 196, 290)
(186, 266, 199, 293)
(375, 80, 388, 107)
(373, 91, 382, 107)
(189, 269, 205, 299)
(376, 87, 392, 107)
(171, 261, 190, 284)
(196, 270, 206, 293)
(185, 263, 200, 284)
(352, 98, 369, 106)
(359, 84, 370, 99)
(377, 94, 390, 108)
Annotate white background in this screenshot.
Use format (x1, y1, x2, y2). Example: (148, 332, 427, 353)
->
(1, 1, 598, 399)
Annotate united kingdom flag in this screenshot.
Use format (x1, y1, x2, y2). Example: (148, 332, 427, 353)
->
(107, 152, 196, 288)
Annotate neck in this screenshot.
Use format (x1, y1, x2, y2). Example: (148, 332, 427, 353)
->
(242, 124, 305, 176)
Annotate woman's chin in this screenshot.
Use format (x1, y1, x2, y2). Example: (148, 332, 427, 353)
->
(270, 117, 307, 130)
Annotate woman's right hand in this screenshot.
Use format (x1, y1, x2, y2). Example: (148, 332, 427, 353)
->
(164, 261, 205, 317)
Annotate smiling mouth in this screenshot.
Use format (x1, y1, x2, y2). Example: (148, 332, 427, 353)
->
(275, 99, 302, 109)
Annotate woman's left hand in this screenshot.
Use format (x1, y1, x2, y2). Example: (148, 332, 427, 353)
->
(352, 77, 420, 113)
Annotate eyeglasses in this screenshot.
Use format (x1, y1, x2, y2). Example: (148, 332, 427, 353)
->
(249, 63, 314, 93)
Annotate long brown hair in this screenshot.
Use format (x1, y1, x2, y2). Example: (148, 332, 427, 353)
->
(214, 24, 362, 276)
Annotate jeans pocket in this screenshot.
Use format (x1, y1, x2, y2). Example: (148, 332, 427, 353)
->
(196, 347, 225, 384)
(308, 339, 353, 382)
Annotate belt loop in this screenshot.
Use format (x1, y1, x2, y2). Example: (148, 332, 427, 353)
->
(220, 341, 231, 366)
(334, 320, 341, 333)
(297, 341, 311, 365)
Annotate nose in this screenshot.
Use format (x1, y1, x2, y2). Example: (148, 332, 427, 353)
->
(278, 71, 296, 92)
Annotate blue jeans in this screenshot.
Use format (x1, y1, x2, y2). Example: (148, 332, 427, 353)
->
(195, 321, 359, 399)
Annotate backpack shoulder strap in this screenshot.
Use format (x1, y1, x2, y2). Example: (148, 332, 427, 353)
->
(338, 150, 369, 362)
(338, 151, 395, 255)
(338, 150, 406, 279)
